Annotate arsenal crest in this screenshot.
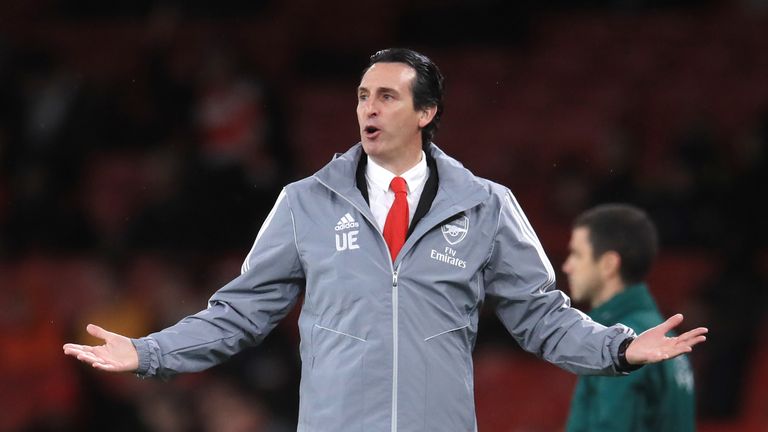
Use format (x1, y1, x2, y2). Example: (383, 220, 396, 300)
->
(441, 215, 469, 245)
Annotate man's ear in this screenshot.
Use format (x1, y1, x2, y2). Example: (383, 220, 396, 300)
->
(418, 106, 437, 128)
(599, 251, 621, 279)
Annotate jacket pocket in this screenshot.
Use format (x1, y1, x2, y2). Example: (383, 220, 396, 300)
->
(304, 323, 366, 431)
(313, 324, 367, 343)
(423, 322, 475, 431)
(423, 323, 470, 341)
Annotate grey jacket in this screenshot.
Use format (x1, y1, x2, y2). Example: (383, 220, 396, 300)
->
(133, 143, 635, 432)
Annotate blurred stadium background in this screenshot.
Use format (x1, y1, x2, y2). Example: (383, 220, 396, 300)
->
(1, 0, 766, 431)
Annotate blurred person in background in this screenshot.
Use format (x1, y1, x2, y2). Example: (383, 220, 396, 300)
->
(63, 48, 707, 431)
(562, 203, 695, 432)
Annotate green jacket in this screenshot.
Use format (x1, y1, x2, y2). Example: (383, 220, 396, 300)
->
(565, 284, 695, 432)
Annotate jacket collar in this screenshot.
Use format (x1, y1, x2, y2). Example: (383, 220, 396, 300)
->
(588, 283, 657, 326)
(352, 148, 438, 238)
(313, 143, 490, 259)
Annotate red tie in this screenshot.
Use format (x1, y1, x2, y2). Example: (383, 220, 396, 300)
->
(383, 176, 409, 262)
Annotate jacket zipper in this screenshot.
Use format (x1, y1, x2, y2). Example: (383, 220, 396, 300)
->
(315, 179, 401, 431)
(391, 265, 399, 432)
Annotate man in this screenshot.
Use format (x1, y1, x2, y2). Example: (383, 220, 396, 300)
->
(563, 204, 696, 432)
(64, 49, 707, 432)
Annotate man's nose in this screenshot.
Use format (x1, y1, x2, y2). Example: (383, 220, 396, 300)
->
(363, 100, 379, 117)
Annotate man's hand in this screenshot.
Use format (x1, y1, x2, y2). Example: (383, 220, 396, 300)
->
(626, 313, 708, 365)
(62, 324, 139, 372)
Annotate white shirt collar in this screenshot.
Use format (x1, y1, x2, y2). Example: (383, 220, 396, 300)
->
(366, 151, 428, 194)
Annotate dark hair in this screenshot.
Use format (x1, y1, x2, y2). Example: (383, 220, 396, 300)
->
(365, 48, 445, 146)
(574, 204, 659, 285)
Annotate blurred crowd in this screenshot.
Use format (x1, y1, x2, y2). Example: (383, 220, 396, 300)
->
(1, 1, 767, 431)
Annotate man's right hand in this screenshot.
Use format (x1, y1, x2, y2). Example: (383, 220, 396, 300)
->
(63, 324, 139, 372)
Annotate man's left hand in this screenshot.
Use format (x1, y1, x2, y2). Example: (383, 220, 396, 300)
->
(626, 314, 708, 365)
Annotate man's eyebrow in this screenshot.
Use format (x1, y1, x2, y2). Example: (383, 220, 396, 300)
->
(377, 87, 399, 95)
(357, 86, 400, 95)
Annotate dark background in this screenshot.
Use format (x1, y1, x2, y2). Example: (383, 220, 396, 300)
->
(1, 0, 766, 431)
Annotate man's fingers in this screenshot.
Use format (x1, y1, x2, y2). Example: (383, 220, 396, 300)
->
(63, 343, 86, 352)
(69, 349, 104, 365)
(93, 362, 118, 371)
(62, 347, 78, 358)
(78, 351, 101, 363)
(63, 344, 109, 364)
(63, 344, 93, 357)
(659, 313, 684, 333)
(681, 327, 709, 339)
(676, 328, 708, 346)
(63, 344, 127, 371)
(64, 325, 137, 373)
(682, 335, 707, 348)
(86, 323, 111, 341)
(633, 319, 708, 364)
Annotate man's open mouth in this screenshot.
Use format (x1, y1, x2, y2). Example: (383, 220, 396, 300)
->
(363, 126, 381, 139)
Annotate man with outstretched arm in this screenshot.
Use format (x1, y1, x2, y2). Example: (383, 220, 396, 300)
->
(65, 48, 707, 432)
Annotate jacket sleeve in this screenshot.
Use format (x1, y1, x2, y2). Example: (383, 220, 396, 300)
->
(132, 188, 305, 379)
(482, 189, 634, 375)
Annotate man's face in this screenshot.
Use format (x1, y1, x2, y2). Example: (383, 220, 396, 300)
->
(357, 62, 426, 167)
(562, 227, 604, 304)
